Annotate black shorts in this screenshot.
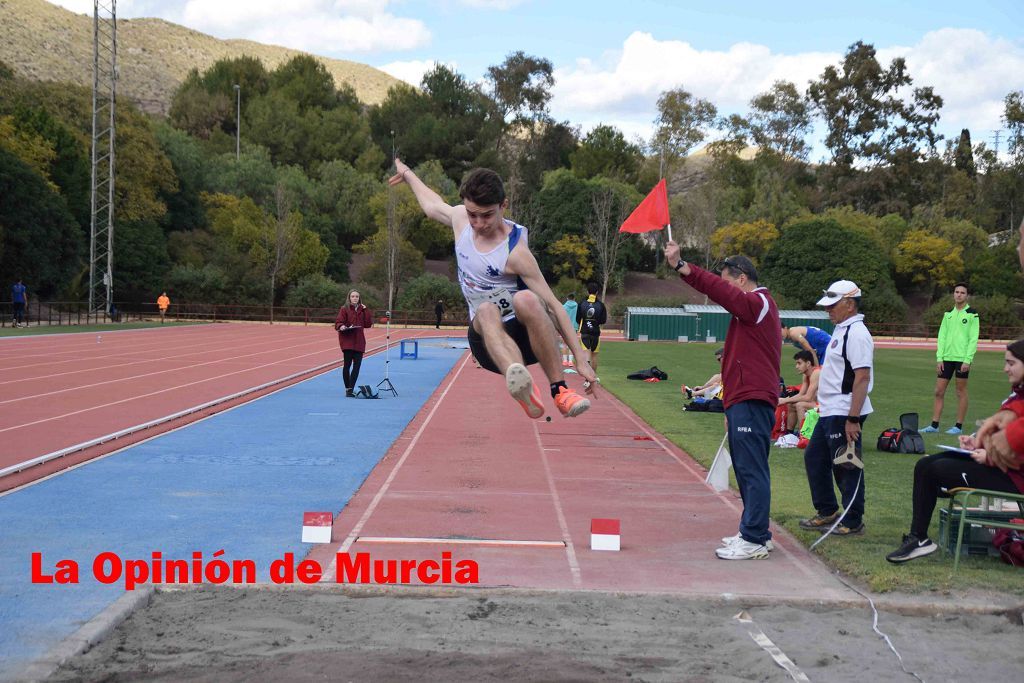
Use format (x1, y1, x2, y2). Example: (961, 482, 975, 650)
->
(468, 316, 538, 374)
(938, 360, 970, 380)
(580, 334, 600, 352)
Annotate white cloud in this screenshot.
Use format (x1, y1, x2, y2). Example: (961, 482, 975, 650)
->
(178, 0, 429, 53)
(551, 29, 1024, 148)
(377, 59, 456, 87)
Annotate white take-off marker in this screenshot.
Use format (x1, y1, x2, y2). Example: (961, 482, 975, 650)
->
(301, 512, 333, 544)
(590, 518, 620, 551)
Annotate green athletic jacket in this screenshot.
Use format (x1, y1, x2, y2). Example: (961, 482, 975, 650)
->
(936, 305, 980, 364)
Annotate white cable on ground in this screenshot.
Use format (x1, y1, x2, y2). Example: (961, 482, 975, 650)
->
(805, 470, 924, 680)
(833, 574, 926, 683)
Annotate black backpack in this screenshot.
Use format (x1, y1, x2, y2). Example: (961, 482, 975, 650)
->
(627, 366, 668, 381)
(876, 412, 925, 454)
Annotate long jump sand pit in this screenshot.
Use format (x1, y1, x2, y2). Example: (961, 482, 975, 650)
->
(50, 586, 1024, 682)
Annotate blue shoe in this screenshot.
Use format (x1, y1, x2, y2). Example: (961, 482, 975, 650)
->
(945, 426, 962, 435)
(920, 425, 938, 433)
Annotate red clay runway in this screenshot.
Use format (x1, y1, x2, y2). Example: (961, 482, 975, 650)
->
(309, 357, 857, 599)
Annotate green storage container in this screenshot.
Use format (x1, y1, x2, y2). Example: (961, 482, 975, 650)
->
(684, 305, 730, 343)
(624, 307, 698, 341)
(683, 305, 833, 342)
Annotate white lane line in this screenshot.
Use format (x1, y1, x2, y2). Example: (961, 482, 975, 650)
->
(533, 421, 582, 588)
(355, 537, 565, 547)
(321, 355, 471, 583)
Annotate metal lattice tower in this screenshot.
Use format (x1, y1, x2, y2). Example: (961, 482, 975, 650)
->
(88, 0, 117, 315)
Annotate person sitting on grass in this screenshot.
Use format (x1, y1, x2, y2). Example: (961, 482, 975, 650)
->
(682, 348, 724, 401)
(886, 338, 1024, 563)
(778, 350, 820, 437)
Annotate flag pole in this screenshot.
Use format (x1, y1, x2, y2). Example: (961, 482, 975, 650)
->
(667, 223, 673, 243)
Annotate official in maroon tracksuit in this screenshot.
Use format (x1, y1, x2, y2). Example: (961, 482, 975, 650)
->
(665, 243, 781, 560)
(334, 290, 373, 397)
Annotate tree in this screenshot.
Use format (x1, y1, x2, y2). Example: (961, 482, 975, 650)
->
(710, 220, 779, 266)
(395, 273, 464, 314)
(761, 219, 896, 309)
(585, 177, 639, 299)
(893, 229, 962, 293)
(650, 87, 717, 171)
(570, 124, 643, 183)
(268, 55, 336, 112)
(169, 69, 233, 139)
(354, 229, 424, 301)
(283, 273, 347, 309)
(807, 41, 942, 169)
(0, 148, 83, 297)
(744, 80, 812, 162)
(203, 190, 328, 313)
(0, 115, 57, 187)
(9, 106, 91, 231)
(550, 234, 594, 282)
(1006, 90, 1024, 168)
(485, 51, 554, 152)
(953, 128, 976, 177)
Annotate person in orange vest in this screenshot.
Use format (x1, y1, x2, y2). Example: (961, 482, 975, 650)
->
(157, 292, 170, 323)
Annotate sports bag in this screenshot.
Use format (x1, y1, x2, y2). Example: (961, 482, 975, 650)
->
(993, 527, 1024, 567)
(627, 366, 669, 381)
(875, 412, 925, 454)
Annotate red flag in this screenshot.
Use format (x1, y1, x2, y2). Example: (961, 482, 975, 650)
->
(619, 178, 669, 233)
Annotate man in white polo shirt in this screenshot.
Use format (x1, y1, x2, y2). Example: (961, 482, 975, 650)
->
(799, 280, 874, 536)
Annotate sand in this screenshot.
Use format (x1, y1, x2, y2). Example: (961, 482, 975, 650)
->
(49, 587, 1024, 682)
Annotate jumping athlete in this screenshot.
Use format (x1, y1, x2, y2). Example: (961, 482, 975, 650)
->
(390, 158, 596, 419)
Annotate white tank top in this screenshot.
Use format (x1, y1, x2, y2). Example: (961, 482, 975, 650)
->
(456, 221, 527, 321)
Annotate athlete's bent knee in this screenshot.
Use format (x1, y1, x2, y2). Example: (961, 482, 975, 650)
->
(512, 290, 544, 319)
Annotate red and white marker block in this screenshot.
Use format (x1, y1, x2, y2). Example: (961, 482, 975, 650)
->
(302, 511, 333, 544)
(590, 518, 620, 551)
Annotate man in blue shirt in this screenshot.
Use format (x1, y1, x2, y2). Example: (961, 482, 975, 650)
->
(782, 324, 831, 366)
(11, 279, 27, 328)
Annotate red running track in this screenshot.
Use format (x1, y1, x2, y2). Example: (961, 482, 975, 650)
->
(0, 323, 436, 492)
(308, 357, 857, 599)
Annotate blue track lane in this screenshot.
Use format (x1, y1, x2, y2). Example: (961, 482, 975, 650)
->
(0, 341, 464, 679)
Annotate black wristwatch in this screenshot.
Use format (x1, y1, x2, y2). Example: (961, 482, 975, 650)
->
(674, 259, 687, 272)
(846, 416, 861, 424)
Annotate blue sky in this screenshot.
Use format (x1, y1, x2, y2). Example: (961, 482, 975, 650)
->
(49, 1, 1024, 160)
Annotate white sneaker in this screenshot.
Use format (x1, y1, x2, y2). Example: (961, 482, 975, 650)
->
(715, 538, 769, 560)
(721, 534, 774, 552)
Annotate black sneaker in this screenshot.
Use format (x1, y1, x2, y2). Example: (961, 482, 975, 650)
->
(345, 389, 355, 397)
(827, 523, 864, 536)
(798, 511, 840, 530)
(886, 535, 938, 563)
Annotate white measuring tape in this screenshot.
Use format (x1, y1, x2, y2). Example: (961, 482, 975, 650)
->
(733, 610, 810, 682)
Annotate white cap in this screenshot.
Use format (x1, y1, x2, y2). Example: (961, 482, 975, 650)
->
(816, 280, 861, 306)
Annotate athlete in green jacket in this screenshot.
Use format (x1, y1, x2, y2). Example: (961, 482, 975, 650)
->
(922, 283, 979, 435)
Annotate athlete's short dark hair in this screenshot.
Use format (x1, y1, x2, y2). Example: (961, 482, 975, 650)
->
(793, 350, 814, 364)
(954, 282, 970, 294)
(587, 282, 598, 296)
(460, 168, 506, 206)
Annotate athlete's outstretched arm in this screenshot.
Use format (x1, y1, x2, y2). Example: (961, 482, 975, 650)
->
(388, 158, 459, 229)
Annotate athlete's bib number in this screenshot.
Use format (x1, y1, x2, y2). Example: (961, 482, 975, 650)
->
(468, 287, 515, 318)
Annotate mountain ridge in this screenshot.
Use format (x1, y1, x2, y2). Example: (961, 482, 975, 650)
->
(0, 0, 405, 113)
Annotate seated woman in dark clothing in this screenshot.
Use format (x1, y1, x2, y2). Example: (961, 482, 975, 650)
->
(886, 339, 1024, 563)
